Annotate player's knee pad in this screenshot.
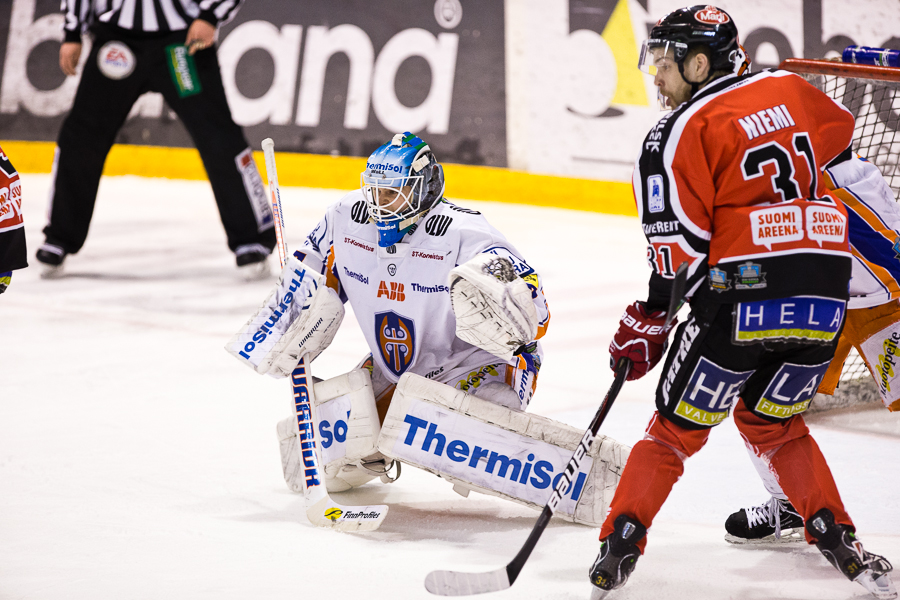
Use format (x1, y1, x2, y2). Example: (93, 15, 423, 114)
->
(376, 373, 631, 527)
(732, 397, 811, 456)
(277, 368, 393, 494)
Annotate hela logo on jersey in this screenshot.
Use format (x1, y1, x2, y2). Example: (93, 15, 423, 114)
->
(648, 175, 664, 213)
(377, 281, 406, 301)
(756, 362, 831, 419)
(376, 311, 416, 376)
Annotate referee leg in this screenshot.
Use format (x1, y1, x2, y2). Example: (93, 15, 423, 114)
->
(152, 44, 275, 258)
(42, 38, 147, 255)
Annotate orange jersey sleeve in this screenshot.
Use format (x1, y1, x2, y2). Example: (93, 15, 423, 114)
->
(635, 70, 854, 307)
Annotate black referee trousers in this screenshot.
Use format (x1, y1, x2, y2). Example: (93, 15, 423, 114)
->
(44, 26, 275, 255)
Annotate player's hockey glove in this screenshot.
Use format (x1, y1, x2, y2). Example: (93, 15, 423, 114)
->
(609, 301, 676, 381)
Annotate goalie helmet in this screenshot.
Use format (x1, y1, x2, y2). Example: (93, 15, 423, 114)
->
(638, 6, 740, 92)
(361, 132, 445, 247)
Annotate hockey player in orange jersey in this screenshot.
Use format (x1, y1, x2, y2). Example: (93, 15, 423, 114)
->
(589, 5, 895, 600)
(0, 145, 26, 294)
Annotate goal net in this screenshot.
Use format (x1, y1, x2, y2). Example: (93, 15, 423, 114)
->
(779, 58, 900, 411)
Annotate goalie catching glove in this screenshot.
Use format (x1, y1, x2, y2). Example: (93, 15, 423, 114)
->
(449, 253, 538, 362)
(610, 301, 676, 381)
(226, 252, 344, 377)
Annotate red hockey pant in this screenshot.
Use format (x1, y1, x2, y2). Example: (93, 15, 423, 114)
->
(598, 399, 852, 551)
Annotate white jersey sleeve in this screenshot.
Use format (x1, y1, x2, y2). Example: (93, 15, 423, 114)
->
(825, 155, 900, 309)
(295, 193, 353, 302)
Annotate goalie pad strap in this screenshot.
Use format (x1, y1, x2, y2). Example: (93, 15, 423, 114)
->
(376, 373, 631, 526)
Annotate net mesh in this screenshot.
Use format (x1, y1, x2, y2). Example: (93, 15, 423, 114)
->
(783, 61, 900, 410)
(800, 69, 900, 197)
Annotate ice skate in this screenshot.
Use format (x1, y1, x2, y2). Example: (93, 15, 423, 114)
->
(725, 496, 805, 544)
(589, 514, 646, 599)
(235, 245, 271, 281)
(807, 508, 897, 600)
(35, 244, 66, 279)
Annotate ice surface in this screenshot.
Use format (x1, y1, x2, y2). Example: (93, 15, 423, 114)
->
(2, 174, 898, 600)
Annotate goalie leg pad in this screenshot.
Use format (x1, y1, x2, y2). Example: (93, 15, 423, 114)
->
(850, 302, 900, 410)
(278, 368, 385, 493)
(376, 373, 631, 526)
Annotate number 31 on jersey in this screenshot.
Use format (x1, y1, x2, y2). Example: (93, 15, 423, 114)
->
(647, 236, 701, 279)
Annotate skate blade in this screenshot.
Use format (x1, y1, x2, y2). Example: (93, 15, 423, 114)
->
(724, 529, 805, 545)
(39, 264, 65, 279)
(856, 570, 898, 600)
(590, 584, 612, 599)
(239, 259, 271, 282)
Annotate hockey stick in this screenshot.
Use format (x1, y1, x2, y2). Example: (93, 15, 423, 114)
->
(261, 138, 388, 532)
(424, 261, 689, 596)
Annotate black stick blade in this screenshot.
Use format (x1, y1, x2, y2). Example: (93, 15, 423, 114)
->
(425, 568, 511, 596)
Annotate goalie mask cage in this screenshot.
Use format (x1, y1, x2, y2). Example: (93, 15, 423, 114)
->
(780, 58, 900, 410)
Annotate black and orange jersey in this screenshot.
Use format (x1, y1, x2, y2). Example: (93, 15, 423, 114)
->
(635, 70, 855, 310)
(0, 145, 26, 273)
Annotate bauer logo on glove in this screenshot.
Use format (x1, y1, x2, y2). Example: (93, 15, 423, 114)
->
(609, 301, 677, 381)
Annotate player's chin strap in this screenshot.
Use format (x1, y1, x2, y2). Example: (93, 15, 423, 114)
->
(678, 61, 718, 98)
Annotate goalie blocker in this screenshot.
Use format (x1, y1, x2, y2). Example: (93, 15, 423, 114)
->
(278, 370, 629, 526)
(226, 252, 344, 377)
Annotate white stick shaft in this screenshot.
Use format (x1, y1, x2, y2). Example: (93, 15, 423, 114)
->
(261, 138, 287, 269)
(259, 138, 388, 531)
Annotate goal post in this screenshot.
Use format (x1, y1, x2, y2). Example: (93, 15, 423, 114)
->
(778, 57, 900, 411)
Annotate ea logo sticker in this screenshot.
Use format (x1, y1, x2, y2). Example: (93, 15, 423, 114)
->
(324, 507, 343, 521)
(97, 41, 136, 80)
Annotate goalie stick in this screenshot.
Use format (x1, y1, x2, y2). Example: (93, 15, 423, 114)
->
(261, 138, 388, 532)
(424, 261, 689, 596)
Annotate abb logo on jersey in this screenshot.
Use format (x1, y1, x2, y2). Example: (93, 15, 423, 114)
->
(377, 281, 405, 301)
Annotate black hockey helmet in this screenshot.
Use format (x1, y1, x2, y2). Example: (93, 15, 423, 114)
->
(639, 6, 740, 77)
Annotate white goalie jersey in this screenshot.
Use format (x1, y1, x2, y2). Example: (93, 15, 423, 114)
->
(296, 192, 551, 395)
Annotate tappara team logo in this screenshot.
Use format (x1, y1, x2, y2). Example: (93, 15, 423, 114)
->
(375, 311, 416, 377)
(694, 6, 730, 24)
